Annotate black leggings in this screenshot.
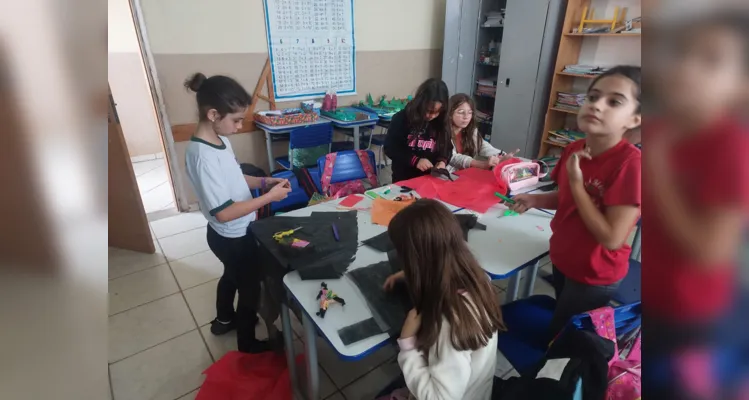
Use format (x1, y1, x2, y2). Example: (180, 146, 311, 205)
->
(206, 224, 264, 350)
(549, 265, 621, 337)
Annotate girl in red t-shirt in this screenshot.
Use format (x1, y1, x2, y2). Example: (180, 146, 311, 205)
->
(508, 66, 642, 336)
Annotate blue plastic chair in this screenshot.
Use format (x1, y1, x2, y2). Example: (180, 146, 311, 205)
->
(497, 296, 642, 375)
(316, 150, 378, 189)
(275, 124, 333, 170)
(251, 169, 324, 215)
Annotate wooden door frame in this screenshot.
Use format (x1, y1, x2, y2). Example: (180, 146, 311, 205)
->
(127, 0, 191, 212)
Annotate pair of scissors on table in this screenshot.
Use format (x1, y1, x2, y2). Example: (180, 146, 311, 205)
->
(273, 226, 303, 242)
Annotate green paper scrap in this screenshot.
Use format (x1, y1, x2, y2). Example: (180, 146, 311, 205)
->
(503, 210, 519, 216)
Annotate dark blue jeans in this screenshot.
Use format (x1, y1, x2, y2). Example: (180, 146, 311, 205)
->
(549, 265, 621, 336)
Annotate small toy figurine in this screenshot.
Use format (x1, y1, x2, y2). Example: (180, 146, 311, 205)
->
(316, 282, 345, 318)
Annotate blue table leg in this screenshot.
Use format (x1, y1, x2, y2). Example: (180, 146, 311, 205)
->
(264, 130, 274, 173)
(280, 301, 298, 394)
(521, 261, 540, 298)
(302, 312, 320, 399)
(505, 274, 520, 303)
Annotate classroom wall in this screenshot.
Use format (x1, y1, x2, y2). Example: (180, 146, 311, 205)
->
(108, 0, 164, 158)
(140, 0, 447, 205)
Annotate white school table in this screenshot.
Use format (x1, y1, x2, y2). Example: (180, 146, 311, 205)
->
(277, 184, 554, 399)
(319, 113, 378, 153)
(255, 119, 332, 173)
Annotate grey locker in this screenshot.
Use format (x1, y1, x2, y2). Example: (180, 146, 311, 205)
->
(442, 0, 566, 158)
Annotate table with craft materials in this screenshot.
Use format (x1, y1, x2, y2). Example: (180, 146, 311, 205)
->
(320, 107, 378, 152)
(263, 184, 554, 399)
(255, 119, 332, 173)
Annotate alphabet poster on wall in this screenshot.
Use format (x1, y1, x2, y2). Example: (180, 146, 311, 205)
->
(263, 0, 356, 100)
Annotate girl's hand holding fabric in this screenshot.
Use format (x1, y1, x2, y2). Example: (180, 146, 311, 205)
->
(400, 308, 422, 339)
(566, 150, 592, 183)
(497, 149, 520, 164)
(434, 161, 446, 170)
(417, 158, 434, 171)
(266, 177, 289, 188)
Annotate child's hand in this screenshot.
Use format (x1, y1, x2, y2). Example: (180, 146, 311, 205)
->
(416, 158, 433, 171)
(267, 181, 292, 201)
(496, 149, 520, 165)
(566, 150, 591, 183)
(434, 161, 446, 170)
(266, 177, 289, 188)
(383, 271, 405, 291)
(487, 155, 500, 167)
(400, 308, 422, 339)
(506, 194, 535, 214)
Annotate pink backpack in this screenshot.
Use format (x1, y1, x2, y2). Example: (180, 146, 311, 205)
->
(588, 307, 642, 400)
(320, 150, 379, 199)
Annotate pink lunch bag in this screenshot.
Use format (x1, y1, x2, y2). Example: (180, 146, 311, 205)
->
(494, 159, 549, 192)
(588, 306, 642, 400)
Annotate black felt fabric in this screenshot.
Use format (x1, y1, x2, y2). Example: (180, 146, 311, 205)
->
(362, 232, 394, 252)
(250, 211, 359, 280)
(337, 318, 384, 345)
(347, 261, 412, 336)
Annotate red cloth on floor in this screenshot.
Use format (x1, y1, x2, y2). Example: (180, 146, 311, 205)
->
(395, 168, 507, 213)
(196, 351, 300, 400)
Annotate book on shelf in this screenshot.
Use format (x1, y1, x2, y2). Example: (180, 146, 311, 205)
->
(548, 129, 585, 145)
(553, 91, 586, 112)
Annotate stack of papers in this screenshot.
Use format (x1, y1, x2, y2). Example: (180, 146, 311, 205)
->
(554, 91, 586, 111)
(547, 129, 585, 145)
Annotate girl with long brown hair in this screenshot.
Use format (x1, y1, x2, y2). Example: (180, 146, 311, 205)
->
(447, 93, 518, 171)
(383, 199, 505, 400)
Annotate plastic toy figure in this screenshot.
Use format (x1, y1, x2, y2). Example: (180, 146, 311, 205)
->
(316, 282, 345, 318)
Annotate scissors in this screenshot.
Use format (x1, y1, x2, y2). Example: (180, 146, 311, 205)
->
(273, 226, 303, 242)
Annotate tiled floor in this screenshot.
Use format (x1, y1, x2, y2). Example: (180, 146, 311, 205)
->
(133, 157, 176, 214)
(108, 211, 553, 400)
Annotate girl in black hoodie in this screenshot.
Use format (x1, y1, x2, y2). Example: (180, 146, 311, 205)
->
(384, 78, 452, 183)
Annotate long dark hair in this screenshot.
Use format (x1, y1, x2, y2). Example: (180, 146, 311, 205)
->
(405, 78, 452, 158)
(448, 94, 481, 157)
(388, 199, 506, 356)
(184, 73, 251, 121)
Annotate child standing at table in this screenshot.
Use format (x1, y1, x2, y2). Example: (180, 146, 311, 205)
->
(447, 93, 518, 171)
(381, 199, 505, 400)
(508, 66, 642, 336)
(384, 78, 452, 183)
(184, 73, 291, 353)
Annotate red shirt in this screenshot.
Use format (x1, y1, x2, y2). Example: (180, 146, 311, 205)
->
(550, 139, 641, 285)
(643, 119, 749, 322)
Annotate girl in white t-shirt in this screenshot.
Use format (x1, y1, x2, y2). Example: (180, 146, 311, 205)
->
(184, 72, 291, 353)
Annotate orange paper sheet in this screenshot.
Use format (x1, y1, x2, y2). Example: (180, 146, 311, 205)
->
(371, 197, 416, 227)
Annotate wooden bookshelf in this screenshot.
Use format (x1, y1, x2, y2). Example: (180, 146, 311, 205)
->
(537, 0, 641, 158)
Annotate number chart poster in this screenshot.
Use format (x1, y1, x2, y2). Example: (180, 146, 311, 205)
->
(263, 0, 356, 101)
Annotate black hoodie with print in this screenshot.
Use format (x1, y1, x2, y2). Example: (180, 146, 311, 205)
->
(384, 110, 452, 183)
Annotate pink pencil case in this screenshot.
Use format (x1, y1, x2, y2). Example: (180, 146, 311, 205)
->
(496, 160, 549, 191)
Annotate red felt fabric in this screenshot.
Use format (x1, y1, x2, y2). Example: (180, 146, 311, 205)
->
(339, 194, 364, 208)
(196, 351, 300, 400)
(395, 168, 506, 213)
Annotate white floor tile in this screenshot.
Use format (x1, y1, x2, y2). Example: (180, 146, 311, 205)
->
(141, 182, 175, 214)
(341, 359, 402, 400)
(109, 294, 196, 363)
(273, 313, 304, 339)
(150, 211, 206, 239)
(170, 250, 224, 290)
(109, 264, 179, 315)
(109, 246, 167, 280)
(158, 227, 209, 261)
(176, 389, 199, 399)
(132, 159, 164, 177)
(137, 164, 169, 193)
(183, 279, 222, 327)
(316, 335, 397, 389)
(110, 330, 211, 400)
(533, 275, 557, 298)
